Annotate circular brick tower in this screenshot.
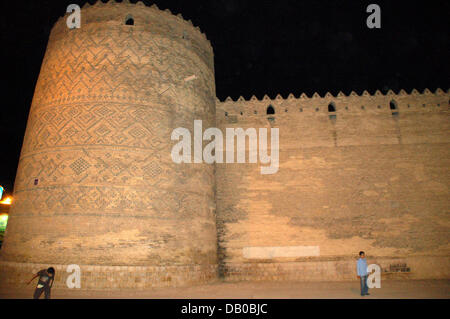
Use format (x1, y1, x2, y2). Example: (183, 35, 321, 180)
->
(0, 1, 218, 289)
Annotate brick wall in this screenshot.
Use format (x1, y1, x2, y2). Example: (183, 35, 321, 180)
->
(216, 90, 450, 280)
(0, 261, 218, 289)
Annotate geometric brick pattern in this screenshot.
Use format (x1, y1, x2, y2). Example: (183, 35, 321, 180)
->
(1, 2, 218, 288)
(70, 158, 91, 175)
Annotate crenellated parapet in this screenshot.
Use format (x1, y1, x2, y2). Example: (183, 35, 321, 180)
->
(218, 87, 448, 103)
(50, 0, 213, 70)
(216, 88, 449, 121)
(55, 0, 211, 41)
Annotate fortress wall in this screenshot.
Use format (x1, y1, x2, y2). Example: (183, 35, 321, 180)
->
(215, 90, 450, 281)
(1, 1, 449, 290)
(0, 2, 218, 288)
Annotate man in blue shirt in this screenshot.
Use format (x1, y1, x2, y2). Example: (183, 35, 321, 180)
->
(357, 251, 370, 296)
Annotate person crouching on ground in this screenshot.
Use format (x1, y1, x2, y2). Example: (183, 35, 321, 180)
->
(27, 267, 55, 299)
(357, 251, 370, 296)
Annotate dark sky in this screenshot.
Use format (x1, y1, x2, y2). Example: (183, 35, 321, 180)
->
(0, 0, 449, 194)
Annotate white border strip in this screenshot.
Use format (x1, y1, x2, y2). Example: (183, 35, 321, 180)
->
(243, 246, 320, 259)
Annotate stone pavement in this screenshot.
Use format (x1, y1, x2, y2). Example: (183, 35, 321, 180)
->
(1, 280, 448, 299)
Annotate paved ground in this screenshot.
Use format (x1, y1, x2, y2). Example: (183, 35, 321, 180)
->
(1, 280, 449, 299)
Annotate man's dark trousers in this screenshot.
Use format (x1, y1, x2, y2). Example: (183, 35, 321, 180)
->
(33, 285, 51, 299)
(360, 275, 369, 296)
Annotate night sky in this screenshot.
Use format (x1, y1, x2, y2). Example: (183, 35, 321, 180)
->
(0, 0, 449, 195)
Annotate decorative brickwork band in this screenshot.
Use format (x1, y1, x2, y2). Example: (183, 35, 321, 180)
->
(0, 261, 218, 289)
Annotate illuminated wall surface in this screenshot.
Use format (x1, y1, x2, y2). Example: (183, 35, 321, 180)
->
(0, 1, 449, 289)
(0, 1, 218, 288)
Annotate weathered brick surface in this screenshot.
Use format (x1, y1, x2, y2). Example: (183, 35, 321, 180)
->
(222, 256, 450, 282)
(0, 261, 218, 289)
(0, 1, 218, 288)
(216, 91, 450, 280)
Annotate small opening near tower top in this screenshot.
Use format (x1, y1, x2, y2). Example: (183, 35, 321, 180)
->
(125, 15, 134, 26)
(267, 105, 275, 115)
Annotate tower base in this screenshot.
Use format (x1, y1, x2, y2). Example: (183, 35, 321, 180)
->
(0, 261, 219, 289)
